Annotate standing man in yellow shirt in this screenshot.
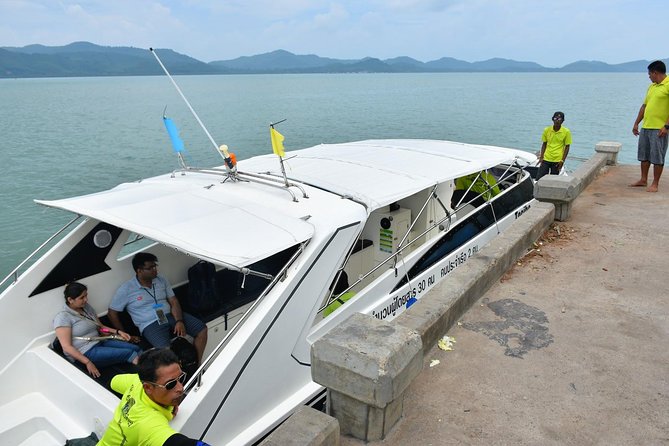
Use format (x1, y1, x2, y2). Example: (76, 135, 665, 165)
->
(631, 60, 669, 192)
(537, 111, 572, 179)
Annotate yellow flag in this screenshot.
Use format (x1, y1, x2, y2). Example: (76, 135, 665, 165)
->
(270, 127, 285, 157)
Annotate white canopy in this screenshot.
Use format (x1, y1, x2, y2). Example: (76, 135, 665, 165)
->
(241, 139, 535, 209)
(37, 179, 315, 267)
(37, 139, 534, 267)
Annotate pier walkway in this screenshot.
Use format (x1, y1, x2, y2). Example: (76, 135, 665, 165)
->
(342, 164, 669, 445)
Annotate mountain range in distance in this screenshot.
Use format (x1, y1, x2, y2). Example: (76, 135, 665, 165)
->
(0, 41, 661, 78)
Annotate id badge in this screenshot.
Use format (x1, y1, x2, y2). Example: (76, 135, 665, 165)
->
(153, 303, 168, 325)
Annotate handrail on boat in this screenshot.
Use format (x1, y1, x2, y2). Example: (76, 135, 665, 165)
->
(187, 241, 307, 391)
(319, 165, 529, 312)
(0, 215, 83, 289)
(238, 170, 309, 199)
(170, 166, 305, 202)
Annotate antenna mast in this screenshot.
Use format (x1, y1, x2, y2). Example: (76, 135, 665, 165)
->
(150, 48, 226, 162)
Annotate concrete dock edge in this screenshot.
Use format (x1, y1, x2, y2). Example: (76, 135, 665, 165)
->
(259, 407, 340, 446)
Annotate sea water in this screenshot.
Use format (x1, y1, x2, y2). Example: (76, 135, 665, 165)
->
(0, 72, 648, 278)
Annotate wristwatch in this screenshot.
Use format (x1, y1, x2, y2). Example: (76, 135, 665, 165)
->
(664, 124, 669, 130)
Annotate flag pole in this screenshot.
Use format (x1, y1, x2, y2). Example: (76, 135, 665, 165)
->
(149, 48, 226, 163)
(270, 120, 290, 187)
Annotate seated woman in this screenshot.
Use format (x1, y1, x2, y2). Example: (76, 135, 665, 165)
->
(53, 282, 142, 378)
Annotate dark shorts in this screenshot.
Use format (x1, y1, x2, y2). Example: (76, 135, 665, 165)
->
(537, 161, 561, 179)
(141, 312, 206, 348)
(638, 128, 668, 165)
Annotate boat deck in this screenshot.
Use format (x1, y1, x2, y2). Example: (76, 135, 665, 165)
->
(0, 341, 116, 445)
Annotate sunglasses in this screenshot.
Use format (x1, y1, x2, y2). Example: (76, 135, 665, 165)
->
(145, 371, 187, 390)
(552, 116, 564, 121)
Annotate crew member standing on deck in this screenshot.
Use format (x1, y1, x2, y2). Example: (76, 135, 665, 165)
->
(537, 111, 571, 180)
(631, 60, 669, 192)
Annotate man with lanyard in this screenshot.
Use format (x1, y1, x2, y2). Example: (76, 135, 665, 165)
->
(537, 111, 572, 180)
(97, 348, 211, 446)
(631, 60, 669, 192)
(108, 252, 208, 364)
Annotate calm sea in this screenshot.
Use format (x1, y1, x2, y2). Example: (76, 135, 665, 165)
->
(0, 72, 647, 279)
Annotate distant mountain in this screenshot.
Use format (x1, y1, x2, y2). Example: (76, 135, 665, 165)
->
(0, 42, 219, 77)
(0, 42, 664, 78)
(384, 56, 424, 67)
(559, 59, 658, 72)
(424, 57, 474, 71)
(470, 58, 548, 72)
(209, 49, 355, 72)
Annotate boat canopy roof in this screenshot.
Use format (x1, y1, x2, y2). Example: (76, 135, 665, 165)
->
(36, 139, 534, 267)
(36, 179, 315, 267)
(242, 139, 535, 209)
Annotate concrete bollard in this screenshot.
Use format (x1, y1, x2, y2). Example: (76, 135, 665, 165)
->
(533, 175, 578, 221)
(259, 407, 340, 446)
(535, 144, 618, 221)
(311, 313, 423, 441)
(594, 141, 622, 165)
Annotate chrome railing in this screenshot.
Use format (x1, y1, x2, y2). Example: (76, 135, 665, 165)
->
(0, 215, 82, 290)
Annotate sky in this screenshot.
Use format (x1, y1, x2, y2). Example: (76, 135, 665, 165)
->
(0, 0, 662, 67)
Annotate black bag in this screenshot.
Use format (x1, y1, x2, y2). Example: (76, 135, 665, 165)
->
(64, 432, 98, 446)
(187, 260, 220, 315)
(170, 336, 198, 379)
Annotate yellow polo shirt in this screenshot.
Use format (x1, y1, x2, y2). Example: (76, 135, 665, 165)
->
(97, 374, 177, 446)
(455, 171, 501, 201)
(542, 126, 572, 163)
(643, 76, 669, 129)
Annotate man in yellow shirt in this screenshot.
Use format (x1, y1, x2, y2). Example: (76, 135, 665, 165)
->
(631, 60, 669, 192)
(97, 349, 210, 446)
(537, 111, 572, 179)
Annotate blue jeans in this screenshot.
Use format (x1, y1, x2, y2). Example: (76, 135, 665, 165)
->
(84, 339, 142, 367)
(141, 312, 206, 348)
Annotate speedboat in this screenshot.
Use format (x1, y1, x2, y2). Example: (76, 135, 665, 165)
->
(0, 137, 536, 445)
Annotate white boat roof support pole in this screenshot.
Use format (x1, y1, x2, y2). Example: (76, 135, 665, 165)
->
(149, 48, 226, 162)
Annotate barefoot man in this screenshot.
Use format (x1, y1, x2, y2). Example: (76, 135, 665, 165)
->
(631, 60, 669, 192)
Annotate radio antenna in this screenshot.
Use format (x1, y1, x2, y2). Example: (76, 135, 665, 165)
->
(150, 48, 225, 162)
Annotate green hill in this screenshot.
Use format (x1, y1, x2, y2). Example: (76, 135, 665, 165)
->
(0, 42, 664, 78)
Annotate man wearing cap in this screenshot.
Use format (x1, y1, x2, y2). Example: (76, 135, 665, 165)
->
(537, 111, 572, 180)
(631, 59, 669, 192)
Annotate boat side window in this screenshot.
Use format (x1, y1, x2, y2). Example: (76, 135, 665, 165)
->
(394, 173, 534, 291)
(116, 232, 157, 260)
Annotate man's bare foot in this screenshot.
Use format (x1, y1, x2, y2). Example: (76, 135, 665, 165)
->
(647, 184, 658, 192)
(629, 180, 647, 187)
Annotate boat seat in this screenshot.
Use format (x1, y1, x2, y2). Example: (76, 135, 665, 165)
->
(98, 311, 142, 338)
(172, 258, 285, 325)
(49, 337, 137, 397)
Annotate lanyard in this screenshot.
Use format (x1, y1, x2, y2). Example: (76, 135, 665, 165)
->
(66, 307, 102, 328)
(144, 283, 158, 304)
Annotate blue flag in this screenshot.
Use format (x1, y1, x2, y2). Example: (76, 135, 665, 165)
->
(163, 116, 185, 153)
